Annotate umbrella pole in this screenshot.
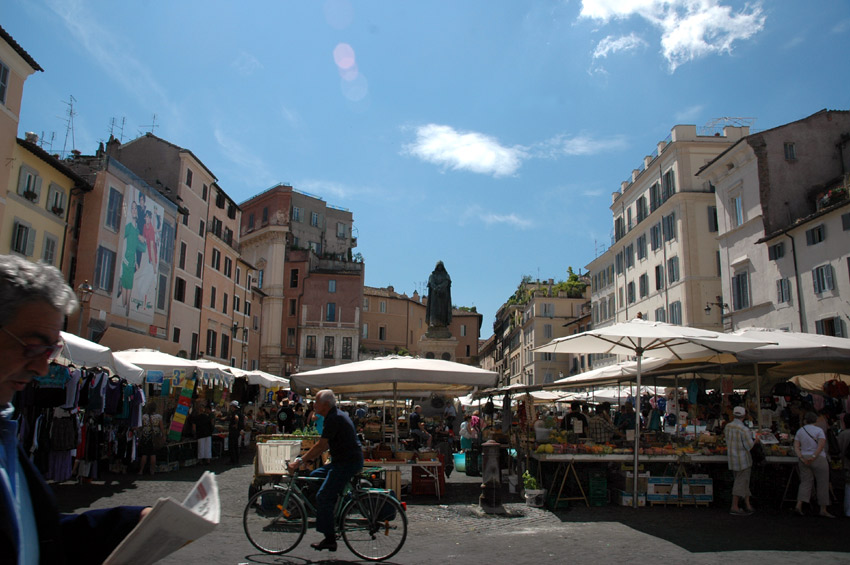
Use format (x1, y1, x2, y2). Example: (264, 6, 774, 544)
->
(633, 348, 643, 509)
(674, 375, 679, 438)
(754, 363, 761, 430)
(393, 383, 399, 452)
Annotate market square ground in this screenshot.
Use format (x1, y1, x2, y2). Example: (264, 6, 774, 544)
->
(54, 456, 849, 565)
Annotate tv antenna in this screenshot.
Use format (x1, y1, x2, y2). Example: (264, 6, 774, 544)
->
(61, 95, 77, 157)
(140, 113, 158, 135)
(39, 131, 55, 153)
(109, 117, 126, 142)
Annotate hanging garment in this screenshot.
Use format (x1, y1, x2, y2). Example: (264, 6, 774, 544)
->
(104, 379, 123, 415)
(64, 368, 82, 409)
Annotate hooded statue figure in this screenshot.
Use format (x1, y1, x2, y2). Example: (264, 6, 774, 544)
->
(426, 261, 452, 331)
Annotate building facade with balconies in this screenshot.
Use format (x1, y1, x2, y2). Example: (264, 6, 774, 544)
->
(586, 124, 750, 361)
(698, 109, 850, 335)
(240, 184, 361, 376)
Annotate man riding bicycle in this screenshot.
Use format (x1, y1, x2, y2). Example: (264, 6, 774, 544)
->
(288, 389, 363, 552)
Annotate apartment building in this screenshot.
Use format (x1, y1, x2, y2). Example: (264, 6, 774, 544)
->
(587, 124, 751, 356)
(0, 25, 43, 232)
(486, 278, 589, 387)
(2, 136, 91, 272)
(64, 154, 180, 352)
(104, 134, 256, 368)
(240, 184, 362, 376)
(361, 285, 483, 364)
(698, 109, 850, 336)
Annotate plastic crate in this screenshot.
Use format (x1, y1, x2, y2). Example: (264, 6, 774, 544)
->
(256, 440, 302, 475)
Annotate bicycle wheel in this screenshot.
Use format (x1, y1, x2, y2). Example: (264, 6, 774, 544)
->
(340, 492, 407, 561)
(243, 487, 307, 554)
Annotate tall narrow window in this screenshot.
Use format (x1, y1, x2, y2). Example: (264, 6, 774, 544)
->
(732, 271, 750, 310)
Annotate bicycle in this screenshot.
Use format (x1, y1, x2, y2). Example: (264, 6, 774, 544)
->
(243, 466, 408, 561)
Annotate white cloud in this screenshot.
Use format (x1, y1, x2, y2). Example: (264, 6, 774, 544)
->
(213, 127, 275, 185)
(47, 0, 177, 118)
(280, 105, 301, 128)
(232, 51, 263, 76)
(403, 124, 526, 177)
(461, 205, 532, 229)
(539, 134, 629, 156)
(580, 0, 766, 71)
(296, 179, 380, 201)
(832, 19, 850, 33)
(674, 104, 704, 122)
(593, 33, 647, 58)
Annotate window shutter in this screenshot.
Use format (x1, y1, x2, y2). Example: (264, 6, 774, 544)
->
(34, 176, 43, 199)
(842, 213, 850, 231)
(806, 229, 814, 245)
(815, 320, 824, 334)
(17, 168, 27, 195)
(812, 269, 819, 293)
(825, 265, 834, 290)
(25, 228, 35, 256)
(836, 318, 846, 338)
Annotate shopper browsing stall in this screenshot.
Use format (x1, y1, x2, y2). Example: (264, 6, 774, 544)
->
(724, 406, 757, 516)
(794, 411, 834, 517)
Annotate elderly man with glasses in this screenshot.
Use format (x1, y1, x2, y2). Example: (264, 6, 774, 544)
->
(0, 255, 150, 564)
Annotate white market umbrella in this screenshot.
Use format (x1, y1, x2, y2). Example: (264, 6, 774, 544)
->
(113, 349, 201, 385)
(227, 367, 290, 389)
(533, 318, 774, 507)
(551, 358, 670, 388)
(59, 331, 145, 383)
(291, 355, 497, 448)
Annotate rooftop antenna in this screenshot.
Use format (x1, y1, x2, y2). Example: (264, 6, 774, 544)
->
(108, 117, 127, 142)
(61, 95, 76, 157)
(38, 131, 55, 153)
(701, 117, 757, 136)
(140, 113, 158, 135)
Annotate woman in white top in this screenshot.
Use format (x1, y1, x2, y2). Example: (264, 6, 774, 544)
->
(793, 411, 834, 517)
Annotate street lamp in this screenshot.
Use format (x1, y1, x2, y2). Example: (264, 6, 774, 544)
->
(76, 280, 94, 337)
(704, 295, 729, 316)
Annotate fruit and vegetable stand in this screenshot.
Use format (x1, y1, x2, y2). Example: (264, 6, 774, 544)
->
(529, 451, 798, 508)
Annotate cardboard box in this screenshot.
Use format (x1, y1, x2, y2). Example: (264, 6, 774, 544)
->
(613, 489, 646, 507)
(647, 476, 678, 496)
(612, 471, 649, 494)
(681, 478, 713, 496)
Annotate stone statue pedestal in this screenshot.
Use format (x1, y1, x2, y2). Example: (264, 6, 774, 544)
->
(419, 334, 457, 362)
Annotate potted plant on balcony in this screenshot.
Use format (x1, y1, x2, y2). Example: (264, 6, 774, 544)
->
(51, 205, 65, 216)
(23, 190, 38, 202)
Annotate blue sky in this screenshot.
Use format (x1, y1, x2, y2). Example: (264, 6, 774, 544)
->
(6, 1, 850, 337)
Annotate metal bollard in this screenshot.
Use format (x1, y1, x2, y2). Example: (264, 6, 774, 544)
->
(479, 440, 506, 514)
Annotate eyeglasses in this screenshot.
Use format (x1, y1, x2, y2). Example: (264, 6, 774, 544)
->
(1, 327, 64, 360)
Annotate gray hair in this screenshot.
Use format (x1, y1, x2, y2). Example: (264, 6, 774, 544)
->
(316, 389, 337, 408)
(0, 255, 78, 326)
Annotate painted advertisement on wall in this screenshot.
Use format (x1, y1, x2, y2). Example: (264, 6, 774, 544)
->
(111, 184, 165, 323)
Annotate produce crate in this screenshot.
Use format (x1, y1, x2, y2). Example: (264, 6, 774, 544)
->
(256, 440, 302, 475)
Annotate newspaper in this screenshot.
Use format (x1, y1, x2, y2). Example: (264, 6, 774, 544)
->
(103, 471, 220, 565)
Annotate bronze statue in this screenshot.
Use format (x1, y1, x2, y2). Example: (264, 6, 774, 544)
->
(426, 261, 452, 334)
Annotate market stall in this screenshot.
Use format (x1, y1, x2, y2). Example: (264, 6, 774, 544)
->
(291, 356, 498, 497)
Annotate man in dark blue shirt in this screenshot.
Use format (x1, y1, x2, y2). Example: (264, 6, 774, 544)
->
(289, 389, 363, 552)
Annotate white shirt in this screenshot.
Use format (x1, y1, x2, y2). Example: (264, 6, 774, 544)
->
(795, 424, 826, 459)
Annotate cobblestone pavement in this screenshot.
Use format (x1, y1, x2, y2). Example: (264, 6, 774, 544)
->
(52, 454, 850, 565)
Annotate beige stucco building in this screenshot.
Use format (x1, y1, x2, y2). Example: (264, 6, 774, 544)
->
(485, 278, 589, 387)
(2, 137, 90, 273)
(586, 124, 751, 368)
(361, 285, 482, 365)
(0, 26, 43, 235)
(698, 109, 850, 336)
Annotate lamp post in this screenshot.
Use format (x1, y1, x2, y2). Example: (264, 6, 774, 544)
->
(704, 295, 729, 316)
(76, 280, 94, 337)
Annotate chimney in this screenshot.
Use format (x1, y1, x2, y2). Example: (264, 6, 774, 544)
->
(25, 132, 38, 144)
